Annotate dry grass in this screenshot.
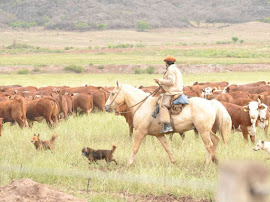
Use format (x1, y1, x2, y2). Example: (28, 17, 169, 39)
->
(0, 22, 269, 48)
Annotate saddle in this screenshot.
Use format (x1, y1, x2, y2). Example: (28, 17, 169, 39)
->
(170, 94, 189, 115)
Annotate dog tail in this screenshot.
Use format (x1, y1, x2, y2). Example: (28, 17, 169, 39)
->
(51, 134, 58, 142)
(111, 144, 117, 153)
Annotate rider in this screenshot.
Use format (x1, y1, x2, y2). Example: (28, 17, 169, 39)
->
(154, 56, 183, 133)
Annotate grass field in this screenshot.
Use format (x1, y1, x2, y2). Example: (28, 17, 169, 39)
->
(1, 73, 270, 201)
(0, 22, 269, 66)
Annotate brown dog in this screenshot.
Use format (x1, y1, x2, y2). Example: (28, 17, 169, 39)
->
(82, 145, 117, 164)
(31, 134, 58, 150)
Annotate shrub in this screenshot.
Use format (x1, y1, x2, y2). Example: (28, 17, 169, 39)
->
(107, 44, 134, 49)
(89, 63, 94, 66)
(32, 67, 40, 72)
(262, 16, 270, 23)
(216, 41, 231, 44)
(98, 65, 104, 70)
(64, 47, 74, 50)
(74, 22, 88, 30)
(239, 40, 244, 44)
(98, 23, 107, 30)
(136, 21, 152, 32)
(8, 21, 37, 29)
(146, 66, 155, 74)
(232, 37, 239, 43)
(17, 69, 30, 74)
(64, 65, 84, 73)
(134, 67, 145, 74)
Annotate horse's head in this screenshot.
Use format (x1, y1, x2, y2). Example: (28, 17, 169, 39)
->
(105, 81, 125, 112)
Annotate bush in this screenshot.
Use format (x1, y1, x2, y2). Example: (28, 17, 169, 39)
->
(262, 16, 270, 23)
(64, 65, 84, 73)
(107, 44, 134, 49)
(64, 47, 74, 50)
(98, 65, 104, 69)
(32, 67, 40, 72)
(146, 66, 155, 74)
(232, 37, 239, 43)
(98, 23, 107, 30)
(8, 21, 37, 29)
(216, 41, 231, 44)
(134, 67, 145, 74)
(239, 40, 244, 44)
(74, 22, 89, 30)
(17, 69, 30, 74)
(136, 21, 152, 32)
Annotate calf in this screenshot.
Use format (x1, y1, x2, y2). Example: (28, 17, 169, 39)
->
(72, 93, 93, 115)
(26, 97, 59, 127)
(0, 99, 28, 128)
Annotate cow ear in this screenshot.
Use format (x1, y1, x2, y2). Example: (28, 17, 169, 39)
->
(262, 140, 264, 144)
(202, 89, 205, 92)
(243, 106, 249, 112)
(257, 97, 262, 104)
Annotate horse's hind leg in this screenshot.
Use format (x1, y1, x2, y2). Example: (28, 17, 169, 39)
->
(210, 131, 219, 164)
(200, 131, 214, 165)
(156, 135, 176, 163)
(128, 131, 146, 166)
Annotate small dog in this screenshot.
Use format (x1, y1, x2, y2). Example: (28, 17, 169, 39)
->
(31, 134, 58, 150)
(82, 145, 117, 164)
(253, 140, 270, 154)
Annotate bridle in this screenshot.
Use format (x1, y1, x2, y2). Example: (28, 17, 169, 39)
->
(110, 86, 161, 115)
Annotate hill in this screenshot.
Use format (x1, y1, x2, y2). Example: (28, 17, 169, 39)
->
(0, 0, 269, 30)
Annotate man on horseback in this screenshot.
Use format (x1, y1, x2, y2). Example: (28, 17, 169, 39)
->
(154, 56, 183, 133)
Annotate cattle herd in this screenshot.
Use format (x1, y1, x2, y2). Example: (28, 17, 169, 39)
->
(0, 81, 269, 144)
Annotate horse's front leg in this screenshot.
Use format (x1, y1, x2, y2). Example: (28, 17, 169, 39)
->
(128, 130, 146, 166)
(156, 135, 176, 163)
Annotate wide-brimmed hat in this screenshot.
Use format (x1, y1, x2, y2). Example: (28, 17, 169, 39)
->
(164, 56, 176, 62)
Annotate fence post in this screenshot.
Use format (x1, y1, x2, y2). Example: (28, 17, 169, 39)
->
(217, 161, 270, 202)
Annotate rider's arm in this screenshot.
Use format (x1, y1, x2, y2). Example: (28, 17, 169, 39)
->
(158, 70, 175, 86)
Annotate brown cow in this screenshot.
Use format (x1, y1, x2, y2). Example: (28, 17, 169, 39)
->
(0, 118, 3, 136)
(228, 91, 250, 99)
(115, 104, 133, 137)
(26, 97, 59, 127)
(0, 99, 28, 128)
(72, 93, 93, 115)
(217, 101, 260, 142)
(231, 98, 253, 106)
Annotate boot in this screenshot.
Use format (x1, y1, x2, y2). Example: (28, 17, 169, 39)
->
(160, 123, 173, 133)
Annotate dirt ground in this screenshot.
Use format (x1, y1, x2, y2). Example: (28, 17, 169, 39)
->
(0, 178, 210, 202)
(0, 63, 269, 74)
(0, 178, 85, 202)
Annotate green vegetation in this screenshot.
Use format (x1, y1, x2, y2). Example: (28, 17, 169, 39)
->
(136, 21, 152, 32)
(98, 23, 107, 30)
(8, 21, 37, 29)
(98, 65, 104, 69)
(232, 36, 239, 43)
(107, 44, 134, 49)
(17, 69, 30, 74)
(134, 66, 156, 74)
(63, 65, 84, 73)
(32, 67, 40, 72)
(0, 73, 270, 201)
(262, 16, 270, 23)
(74, 22, 89, 30)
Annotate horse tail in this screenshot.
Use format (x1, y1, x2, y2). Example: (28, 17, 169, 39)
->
(211, 99, 232, 144)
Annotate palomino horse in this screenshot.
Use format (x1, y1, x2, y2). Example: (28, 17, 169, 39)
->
(105, 81, 232, 165)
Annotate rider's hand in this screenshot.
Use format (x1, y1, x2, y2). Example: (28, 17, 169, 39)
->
(154, 79, 159, 84)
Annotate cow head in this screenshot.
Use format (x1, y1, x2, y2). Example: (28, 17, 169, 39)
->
(253, 140, 264, 151)
(243, 101, 259, 125)
(202, 87, 215, 99)
(258, 103, 268, 122)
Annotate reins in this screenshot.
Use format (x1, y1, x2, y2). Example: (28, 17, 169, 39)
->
(116, 86, 161, 115)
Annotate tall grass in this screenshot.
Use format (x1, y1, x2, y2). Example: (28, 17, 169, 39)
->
(0, 73, 270, 200)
